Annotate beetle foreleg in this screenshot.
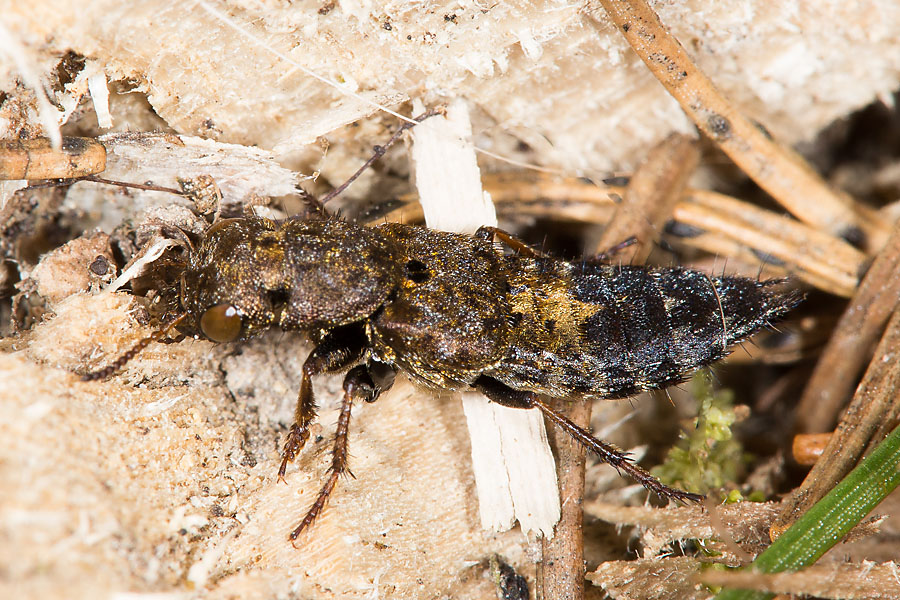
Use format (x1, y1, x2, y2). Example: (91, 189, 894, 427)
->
(289, 364, 381, 545)
(278, 325, 368, 482)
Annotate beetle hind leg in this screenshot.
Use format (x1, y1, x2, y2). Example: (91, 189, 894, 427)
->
(472, 375, 704, 504)
(475, 225, 552, 258)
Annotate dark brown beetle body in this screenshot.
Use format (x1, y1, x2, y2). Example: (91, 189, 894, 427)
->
(181, 217, 400, 338)
(365, 222, 512, 388)
(168, 212, 800, 542)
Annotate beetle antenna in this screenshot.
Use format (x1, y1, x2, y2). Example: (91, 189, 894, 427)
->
(297, 187, 329, 216)
(25, 175, 187, 196)
(81, 313, 188, 381)
(318, 107, 446, 205)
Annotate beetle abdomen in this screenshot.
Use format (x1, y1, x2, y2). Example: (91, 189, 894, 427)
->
(491, 259, 800, 399)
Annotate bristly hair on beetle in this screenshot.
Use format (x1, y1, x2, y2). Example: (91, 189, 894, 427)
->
(78, 112, 802, 545)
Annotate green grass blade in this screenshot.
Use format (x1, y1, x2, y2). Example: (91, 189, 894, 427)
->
(714, 422, 900, 600)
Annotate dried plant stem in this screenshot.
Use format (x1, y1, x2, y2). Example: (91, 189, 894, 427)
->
(596, 132, 699, 261)
(0, 137, 106, 180)
(671, 190, 864, 296)
(794, 222, 900, 434)
(583, 0, 888, 250)
(539, 398, 590, 600)
(703, 562, 900, 600)
(773, 304, 900, 536)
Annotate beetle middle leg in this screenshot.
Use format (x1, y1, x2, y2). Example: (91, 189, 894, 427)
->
(475, 225, 552, 258)
(278, 324, 368, 481)
(472, 375, 704, 503)
(288, 363, 387, 545)
(589, 236, 639, 262)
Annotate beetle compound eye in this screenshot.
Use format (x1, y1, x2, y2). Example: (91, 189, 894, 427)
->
(200, 303, 242, 342)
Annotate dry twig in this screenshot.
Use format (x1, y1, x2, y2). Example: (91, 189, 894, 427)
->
(583, 0, 889, 250)
(794, 222, 900, 434)
(595, 133, 700, 262)
(773, 305, 900, 536)
(700, 562, 900, 600)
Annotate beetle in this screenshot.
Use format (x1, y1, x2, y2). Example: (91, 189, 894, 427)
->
(84, 202, 800, 544)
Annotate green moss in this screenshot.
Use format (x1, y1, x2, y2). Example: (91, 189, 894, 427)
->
(723, 489, 744, 504)
(651, 370, 744, 496)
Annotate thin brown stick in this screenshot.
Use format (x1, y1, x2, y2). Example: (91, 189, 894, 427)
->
(0, 136, 106, 180)
(538, 397, 590, 600)
(772, 304, 900, 537)
(540, 134, 700, 600)
(794, 222, 900, 434)
(595, 132, 699, 263)
(583, 0, 888, 250)
(671, 191, 864, 297)
(699, 561, 900, 599)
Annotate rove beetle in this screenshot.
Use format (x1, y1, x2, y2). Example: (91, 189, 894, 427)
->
(80, 114, 801, 545)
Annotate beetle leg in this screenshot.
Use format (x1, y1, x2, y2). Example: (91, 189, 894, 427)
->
(278, 325, 367, 482)
(366, 358, 398, 400)
(289, 364, 382, 545)
(318, 107, 445, 206)
(475, 225, 552, 258)
(590, 236, 639, 262)
(472, 375, 704, 503)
